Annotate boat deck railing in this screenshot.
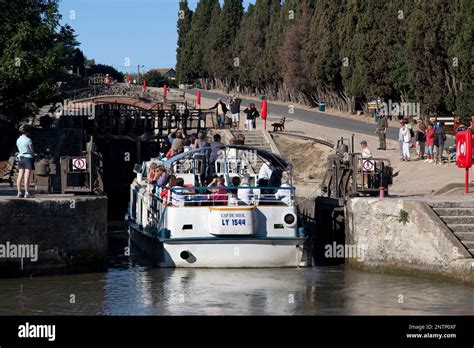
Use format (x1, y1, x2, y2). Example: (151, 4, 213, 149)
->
(151, 185, 295, 207)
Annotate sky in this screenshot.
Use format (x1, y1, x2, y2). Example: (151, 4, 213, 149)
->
(59, 0, 254, 73)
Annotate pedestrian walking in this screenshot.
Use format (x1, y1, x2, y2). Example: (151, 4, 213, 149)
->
(209, 98, 228, 129)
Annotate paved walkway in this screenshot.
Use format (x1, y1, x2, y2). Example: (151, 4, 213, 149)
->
(181, 89, 399, 140)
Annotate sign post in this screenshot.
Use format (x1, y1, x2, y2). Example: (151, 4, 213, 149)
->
(456, 130, 472, 194)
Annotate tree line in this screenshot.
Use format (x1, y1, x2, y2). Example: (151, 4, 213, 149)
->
(176, 0, 473, 121)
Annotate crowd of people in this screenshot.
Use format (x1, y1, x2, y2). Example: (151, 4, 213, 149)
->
(143, 129, 292, 207)
(207, 95, 260, 130)
(374, 111, 472, 165)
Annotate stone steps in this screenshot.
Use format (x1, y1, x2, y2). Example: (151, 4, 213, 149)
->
(453, 232, 474, 242)
(430, 201, 474, 208)
(430, 201, 474, 257)
(433, 207, 474, 216)
(439, 216, 474, 225)
(447, 224, 474, 232)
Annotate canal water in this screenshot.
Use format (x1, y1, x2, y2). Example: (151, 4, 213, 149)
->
(0, 237, 472, 315)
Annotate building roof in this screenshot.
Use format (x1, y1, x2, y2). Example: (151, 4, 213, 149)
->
(150, 68, 176, 75)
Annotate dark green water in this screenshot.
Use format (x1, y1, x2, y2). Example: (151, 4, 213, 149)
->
(0, 238, 472, 315)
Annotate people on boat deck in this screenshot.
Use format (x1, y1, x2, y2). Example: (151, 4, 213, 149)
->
(160, 175, 176, 205)
(258, 161, 272, 181)
(183, 139, 192, 152)
(166, 137, 184, 158)
(237, 176, 253, 205)
(171, 177, 189, 207)
(195, 131, 209, 149)
(209, 134, 224, 175)
(168, 128, 186, 144)
(234, 133, 245, 145)
(145, 162, 159, 183)
(275, 176, 292, 205)
(207, 176, 228, 204)
(228, 176, 241, 205)
(155, 165, 168, 186)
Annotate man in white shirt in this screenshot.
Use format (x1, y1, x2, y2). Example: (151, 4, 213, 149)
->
(258, 161, 272, 180)
(274, 177, 292, 205)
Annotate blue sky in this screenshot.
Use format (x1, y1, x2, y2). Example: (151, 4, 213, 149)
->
(59, 0, 253, 73)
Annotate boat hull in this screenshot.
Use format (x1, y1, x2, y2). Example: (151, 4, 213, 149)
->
(129, 226, 305, 268)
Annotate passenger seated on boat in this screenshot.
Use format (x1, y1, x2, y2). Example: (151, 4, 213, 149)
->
(160, 175, 176, 205)
(166, 138, 184, 158)
(207, 176, 228, 205)
(145, 162, 159, 184)
(237, 176, 253, 205)
(171, 177, 190, 207)
(155, 165, 168, 186)
(274, 176, 292, 205)
(228, 176, 240, 205)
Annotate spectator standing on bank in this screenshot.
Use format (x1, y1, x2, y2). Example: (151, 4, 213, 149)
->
(402, 121, 412, 161)
(415, 121, 426, 160)
(375, 111, 388, 150)
(434, 122, 447, 165)
(398, 120, 405, 160)
(229, 95, 242, 130)
(209, 98, 228, 129)
(424, 123, 435, 163)
(243, 103, 259, 130)
(16, 125, 36, 198)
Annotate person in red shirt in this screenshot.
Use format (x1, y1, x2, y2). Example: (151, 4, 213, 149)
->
(424, 123, 435, 163)
(207, 176, 228, 205)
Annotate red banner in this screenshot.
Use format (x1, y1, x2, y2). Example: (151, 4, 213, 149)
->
(164, 84, 167, 98)
(261, 99, 267, 120)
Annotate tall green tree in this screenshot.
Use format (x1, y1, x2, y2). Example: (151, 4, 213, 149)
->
(0, 0, 79, 122)
(182, 0, 216, 81)
(176, 0, 193, 83)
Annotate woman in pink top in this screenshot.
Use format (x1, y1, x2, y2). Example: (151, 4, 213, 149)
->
(424, 123, 435, 163)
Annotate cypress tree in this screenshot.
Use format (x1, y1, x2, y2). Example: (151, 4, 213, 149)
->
(176, 0, 193, 83)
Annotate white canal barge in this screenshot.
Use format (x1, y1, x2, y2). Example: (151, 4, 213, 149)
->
(126, 145, 306, 267)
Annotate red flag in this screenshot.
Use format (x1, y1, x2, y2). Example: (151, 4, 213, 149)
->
(127, 74, 131, 82)
(197, 90, 201, 107)
(143, 80, 147, 90)
(261, 99, 267, 120)
(261, 99, 268, 130)
(164, 84, 167, 98)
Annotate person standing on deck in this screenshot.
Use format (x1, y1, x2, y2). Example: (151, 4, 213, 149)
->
(375, 111, 388, 150)
(16, 125, 36, 198)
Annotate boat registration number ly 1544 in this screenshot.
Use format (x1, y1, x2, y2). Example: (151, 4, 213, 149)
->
(222, 218, 246, 226)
